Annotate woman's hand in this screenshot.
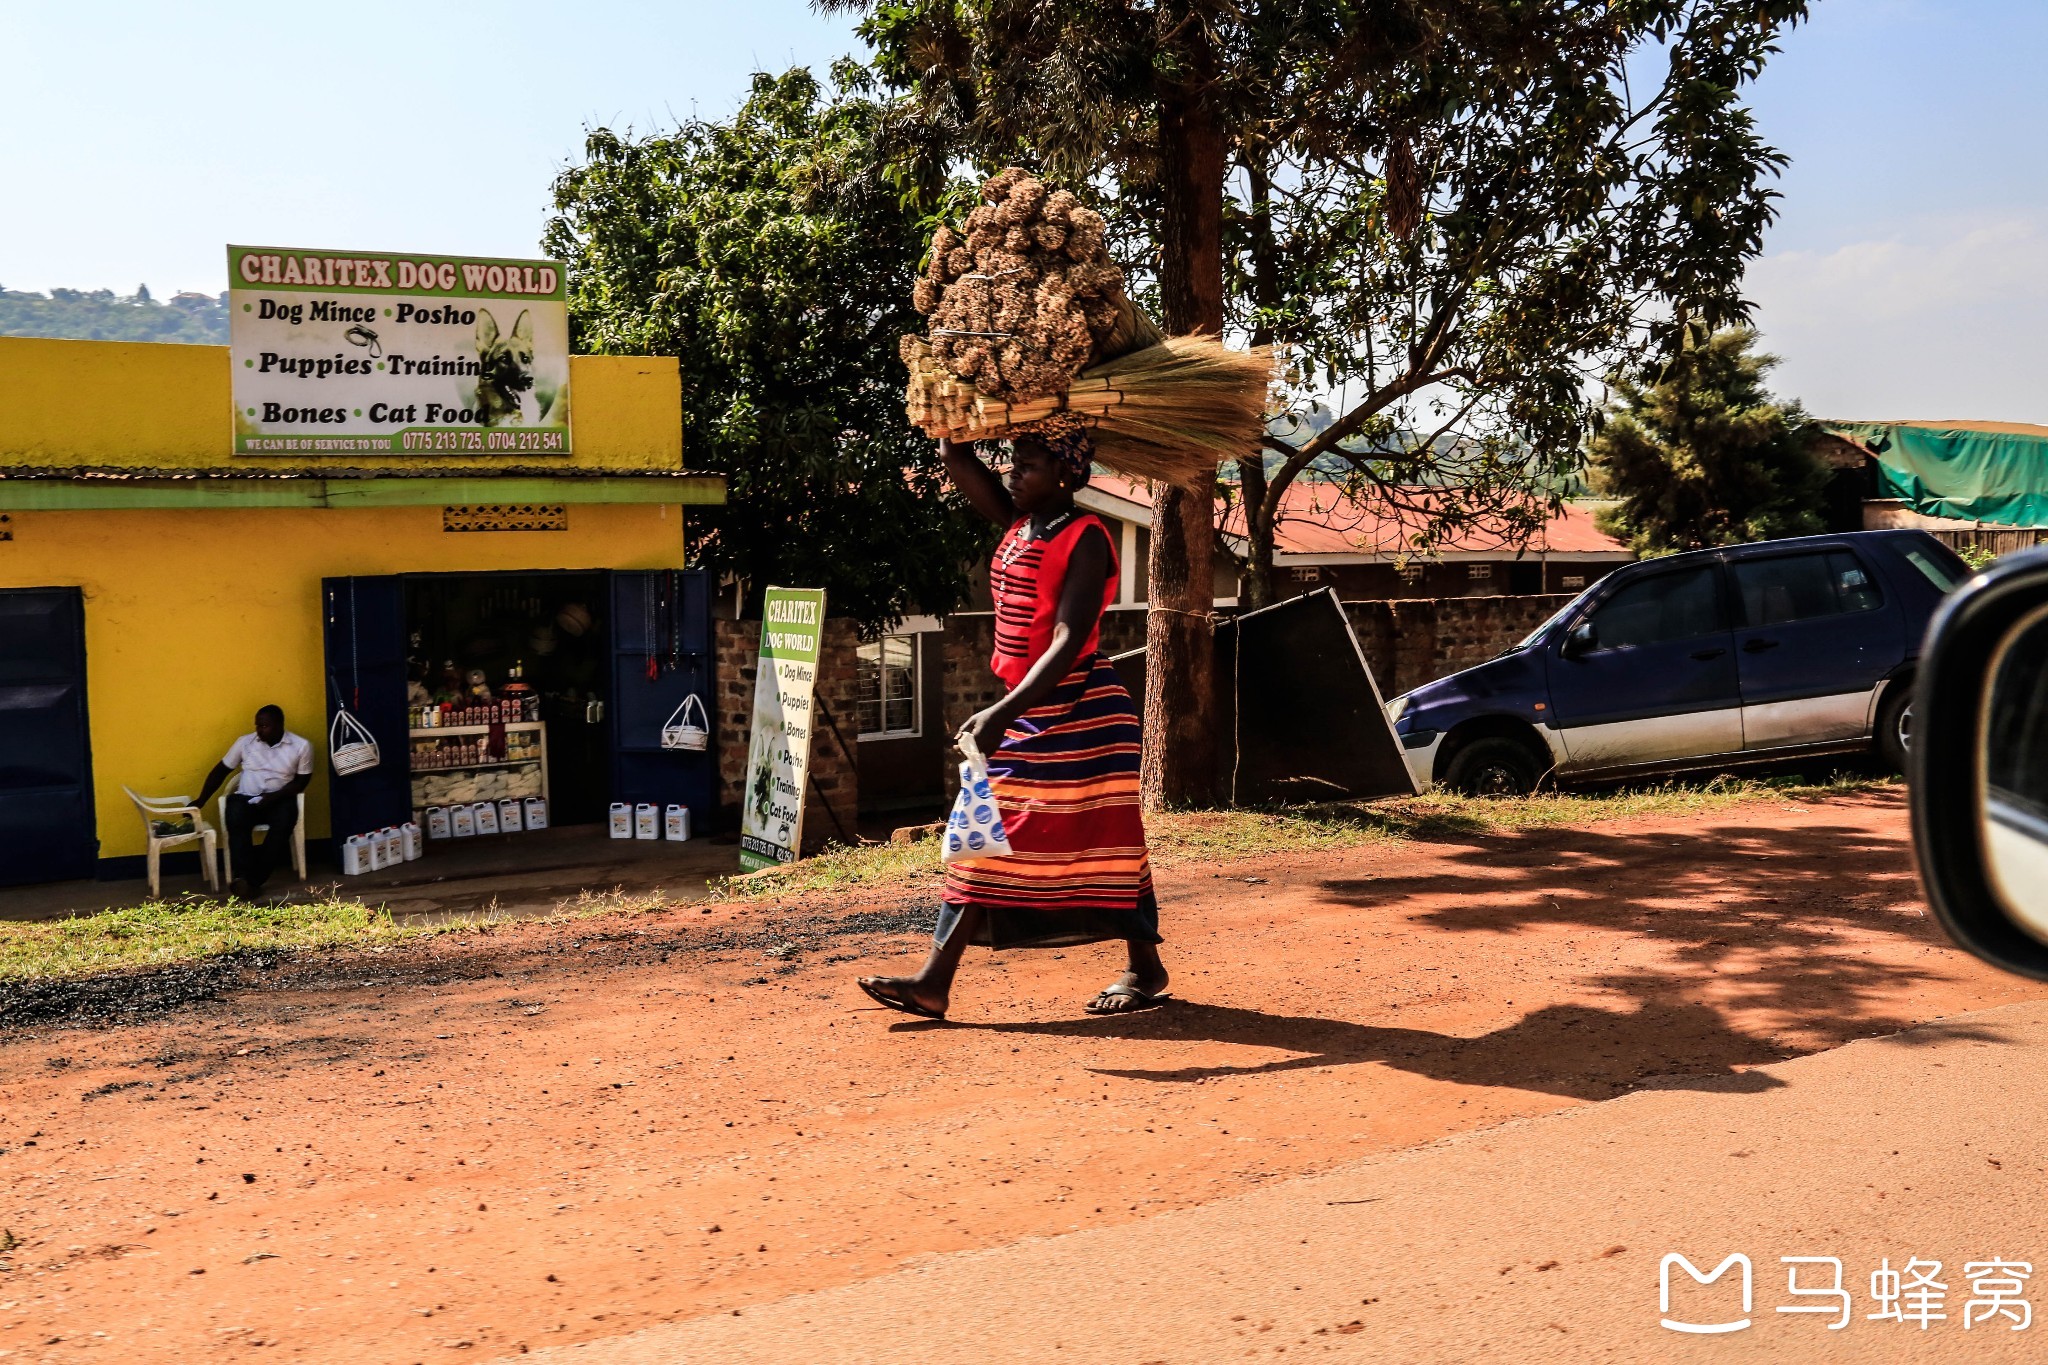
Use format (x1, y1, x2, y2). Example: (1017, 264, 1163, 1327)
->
(958, 705, 1009, 751)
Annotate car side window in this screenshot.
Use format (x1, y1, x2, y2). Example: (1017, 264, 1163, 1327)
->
(1732, 550, 1883, 627)
(1584, 566, 1726, 649)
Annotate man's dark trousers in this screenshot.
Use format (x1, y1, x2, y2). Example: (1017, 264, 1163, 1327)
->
(225, 793, 298, 890)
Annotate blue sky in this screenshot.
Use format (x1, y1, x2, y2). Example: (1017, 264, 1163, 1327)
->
(4, 0, 2042, 420)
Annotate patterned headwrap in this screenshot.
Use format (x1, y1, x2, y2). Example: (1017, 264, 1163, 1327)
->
(1004, 421, 1095, 488)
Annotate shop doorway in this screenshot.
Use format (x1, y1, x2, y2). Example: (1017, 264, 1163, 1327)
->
(0, 587, 96, 886)
(321, 570, 712, 856)
(405, 572, 613, 825)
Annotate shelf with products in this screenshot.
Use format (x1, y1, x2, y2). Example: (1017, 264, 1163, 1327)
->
(408, 719, 550, 811)
(408, 757, 542, 773)
(407, 721, 545, 739)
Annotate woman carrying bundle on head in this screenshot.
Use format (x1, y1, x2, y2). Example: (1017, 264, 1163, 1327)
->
(856, 427, 1169, 1020)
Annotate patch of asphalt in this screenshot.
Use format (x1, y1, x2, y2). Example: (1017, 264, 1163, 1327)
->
(0, 951, 283, 1031)
(0, 900, 939, 1034)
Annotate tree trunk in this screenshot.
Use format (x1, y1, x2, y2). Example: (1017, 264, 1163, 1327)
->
(1239, 154, 1281, 613)
(1239, 454, 1274, 610)
(1143, 84, 1227, 810)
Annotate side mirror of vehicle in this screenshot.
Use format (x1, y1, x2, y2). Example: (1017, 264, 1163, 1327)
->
(1912, 547, 2048, 979)
(1562, 621, 1597, 659)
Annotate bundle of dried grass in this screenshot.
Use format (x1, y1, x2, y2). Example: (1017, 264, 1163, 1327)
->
(904, 333, 1272, 490)
(914, 168, 1127, 402)
(904, 168, 1272, 489)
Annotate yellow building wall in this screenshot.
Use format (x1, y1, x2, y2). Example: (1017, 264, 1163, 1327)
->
(0, 503, 686, 861)
(0, 338, 681, 471)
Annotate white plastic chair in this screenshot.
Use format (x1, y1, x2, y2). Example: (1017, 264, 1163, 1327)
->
(123, 787, 219, 899)
(219, 791, 309, 888)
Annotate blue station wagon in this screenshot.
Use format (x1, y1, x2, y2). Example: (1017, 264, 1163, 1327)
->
(1386, 530, 1971, 794)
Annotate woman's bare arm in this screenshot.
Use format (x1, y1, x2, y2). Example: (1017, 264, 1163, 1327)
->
(959, 524, 1111, 744)
(941, 438, 1016, 527)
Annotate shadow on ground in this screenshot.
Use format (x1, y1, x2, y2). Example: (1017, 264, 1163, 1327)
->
(920, 801, 2010, 1102)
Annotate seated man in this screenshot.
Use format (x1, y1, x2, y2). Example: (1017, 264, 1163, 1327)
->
(194, 704, 313, 897)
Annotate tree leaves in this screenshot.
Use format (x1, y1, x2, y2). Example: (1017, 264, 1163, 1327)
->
(544, 68, 990, 630)
(1588, 327, 1829, 555)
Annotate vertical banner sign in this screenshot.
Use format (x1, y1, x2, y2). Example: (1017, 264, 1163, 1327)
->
(739, 587, 828, 872)
(227, 244, 571, 455)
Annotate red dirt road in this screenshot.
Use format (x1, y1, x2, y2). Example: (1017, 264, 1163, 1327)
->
(1, 788, 2038, 1362)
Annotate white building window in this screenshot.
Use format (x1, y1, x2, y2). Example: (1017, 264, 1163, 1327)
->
(1561, 574, 1587, 590)
(1467, 562, 1493, 583)
(856, 633, 920, 739)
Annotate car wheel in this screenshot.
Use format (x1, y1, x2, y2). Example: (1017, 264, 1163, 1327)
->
(1877, 682, 1913, 774)
(1443, 737, 1543, 796)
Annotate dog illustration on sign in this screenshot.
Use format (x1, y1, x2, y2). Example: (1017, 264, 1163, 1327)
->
(473, 308, 543, 425)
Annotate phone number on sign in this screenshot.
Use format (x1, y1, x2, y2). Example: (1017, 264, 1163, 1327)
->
(400, 430, 567, 452)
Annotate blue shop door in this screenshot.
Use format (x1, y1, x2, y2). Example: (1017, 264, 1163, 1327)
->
(0, 588, 95, 886)
(321, 576, 412, 844)
(609, 570, 714, 832)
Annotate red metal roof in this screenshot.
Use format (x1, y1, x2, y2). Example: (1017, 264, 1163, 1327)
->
(1085, 473, 1627, 558)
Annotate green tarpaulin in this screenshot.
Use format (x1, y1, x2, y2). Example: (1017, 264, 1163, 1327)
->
(1832, 421, 2048, 528)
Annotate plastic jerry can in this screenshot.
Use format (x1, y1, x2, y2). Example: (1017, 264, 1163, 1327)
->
(475, 801, 500, 836)
(426, 806, 450, 840)
(380, 827, 404, 866)
(524, 797, 549, 831)
(451, 804, 477, 838)
(401, 822, 423, 860)
(341, 834, 367, 876)
(365, 831, 386, 871)
(634, 803, 659, 840)
(664, 804, 690, 841)
(498, 798, 524, 833)
(609, 802, 632, 838)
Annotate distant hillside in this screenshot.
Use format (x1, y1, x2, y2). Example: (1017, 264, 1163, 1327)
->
(0, 286, 229, 344)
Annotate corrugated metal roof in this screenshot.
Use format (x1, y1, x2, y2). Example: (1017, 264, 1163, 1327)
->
(1087, 473, 1626, 557)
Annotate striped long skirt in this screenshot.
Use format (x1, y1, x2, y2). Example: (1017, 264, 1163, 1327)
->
(938, 653, 1162, 949)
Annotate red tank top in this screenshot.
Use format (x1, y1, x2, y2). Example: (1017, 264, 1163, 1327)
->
(989, 510, 1119, 687)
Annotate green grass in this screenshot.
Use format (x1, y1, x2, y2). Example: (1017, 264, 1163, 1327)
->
(2, 774, 1893, 985)
(0, 896, 435, 984)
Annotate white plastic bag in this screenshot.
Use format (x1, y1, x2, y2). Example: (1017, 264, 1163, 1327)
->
(942, 732, 1014, 866)
(329, 708, 381, 775)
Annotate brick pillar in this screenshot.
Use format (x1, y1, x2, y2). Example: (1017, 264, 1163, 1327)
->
(803, 619, 862, 853)
(938, 615, 1002, 800)
(714, 616, 861, 853)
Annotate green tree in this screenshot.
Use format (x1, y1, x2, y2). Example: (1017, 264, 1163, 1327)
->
(542, 66, 988, 632)
(830, 0, 1808, 805)
(1589, 327, 1828, 555)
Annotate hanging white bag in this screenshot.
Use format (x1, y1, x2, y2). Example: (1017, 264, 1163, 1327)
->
(941, 732, 1014, 867)
(329, 708, 381, 776)
(660, 694, 711, 752)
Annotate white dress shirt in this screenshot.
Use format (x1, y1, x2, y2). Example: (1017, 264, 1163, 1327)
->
(223, 730, 313, 797)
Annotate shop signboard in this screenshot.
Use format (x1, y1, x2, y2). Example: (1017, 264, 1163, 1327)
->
(738, 587, 828, 872)
(227, 244, 572, 456)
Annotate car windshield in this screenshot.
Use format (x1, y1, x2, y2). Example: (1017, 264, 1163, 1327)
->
(1508, 600, 1580, 653)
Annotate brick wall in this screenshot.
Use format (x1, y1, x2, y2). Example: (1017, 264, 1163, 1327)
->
(713, 617, 861, 853)
(1343, 594, 1574, 698)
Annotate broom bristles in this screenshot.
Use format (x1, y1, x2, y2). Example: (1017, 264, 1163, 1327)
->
(904, 334, 1273, 491)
